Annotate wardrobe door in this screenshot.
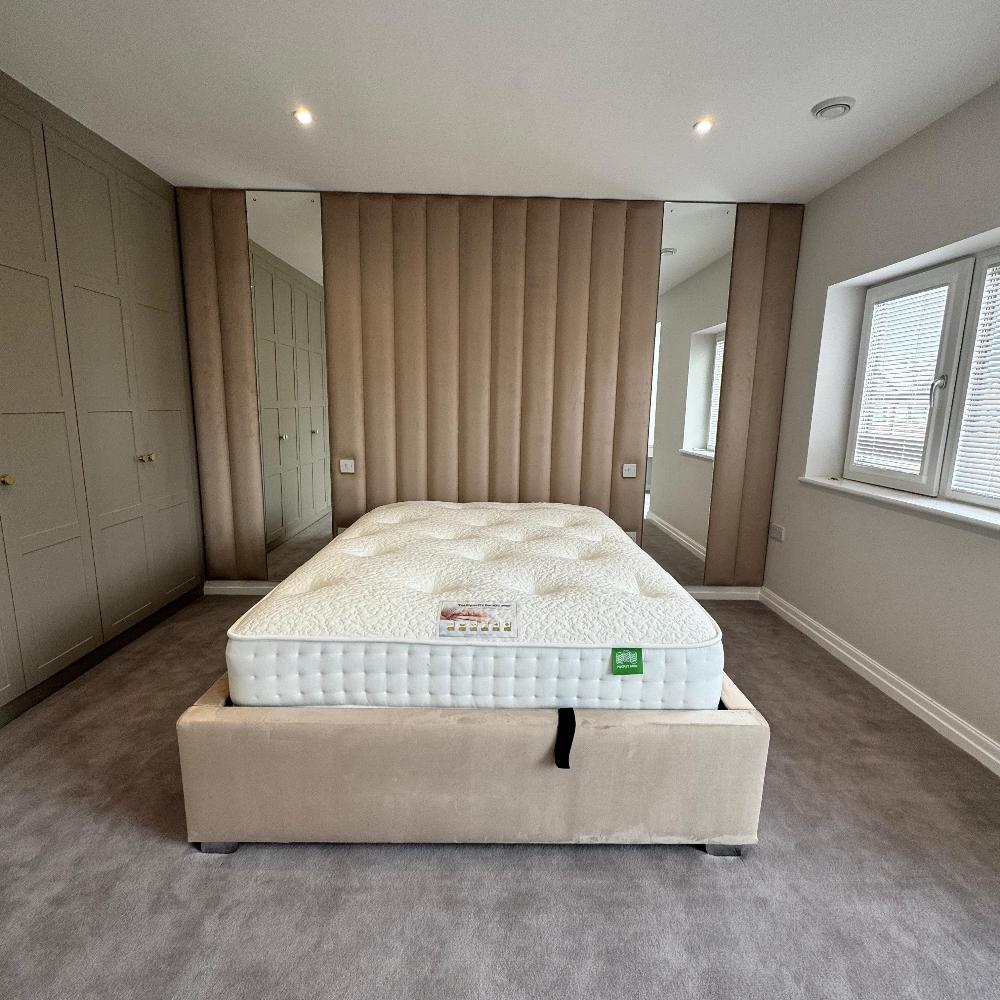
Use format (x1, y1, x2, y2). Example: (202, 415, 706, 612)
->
(0, 534, 26, 708)
(118, 177, 202, 605)
(0, 100, 102, 683)
(46, 133, 155, 635)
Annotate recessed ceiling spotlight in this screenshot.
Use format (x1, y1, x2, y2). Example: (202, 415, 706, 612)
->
(811, 96, 855, 121)
(293, 107, 314, 127)
(661, 247, 678, 256)
(692, 117, 714, 135)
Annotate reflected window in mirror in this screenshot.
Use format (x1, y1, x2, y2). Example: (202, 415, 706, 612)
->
(682, 323, 725, 460)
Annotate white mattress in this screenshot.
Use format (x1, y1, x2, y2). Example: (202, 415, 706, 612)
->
(227, 502, 724, 709)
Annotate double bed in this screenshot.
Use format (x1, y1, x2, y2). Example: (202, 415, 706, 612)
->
(177, 502, 769, 854)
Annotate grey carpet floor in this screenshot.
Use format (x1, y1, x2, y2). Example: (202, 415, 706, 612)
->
(1, 597, 999, 1000)
(267, 512, 333, 581)
(640, 518, 706, 586)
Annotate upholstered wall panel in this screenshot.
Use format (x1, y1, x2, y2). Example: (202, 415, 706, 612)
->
(321, 194, 662, 535)
(176, 189, 267, 580)
(704, 203, 804, 586)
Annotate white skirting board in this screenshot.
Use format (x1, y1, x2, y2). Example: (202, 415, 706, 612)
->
(760, 587, 1000, 778)
(644, 512, 706, 559)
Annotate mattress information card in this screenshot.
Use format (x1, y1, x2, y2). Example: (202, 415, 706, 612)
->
(611, 647, 644, 675)
(439, 603, 519, 639)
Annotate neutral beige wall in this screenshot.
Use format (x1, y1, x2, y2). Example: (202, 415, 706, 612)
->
(648, 254, 732, 548)
(766, 82, 1000, 752)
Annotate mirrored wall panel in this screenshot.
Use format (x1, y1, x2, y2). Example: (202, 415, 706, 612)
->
(642, 202, 736, 586)
(246, 191, 331, 581)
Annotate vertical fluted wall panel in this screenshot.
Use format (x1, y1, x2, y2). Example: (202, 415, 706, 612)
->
(549, 200, 594, 505)
(321, 194, 660, 535)
(321, 193, 366, 524)
(610, 201, 664, 528)
(359, 195, 397, 509)
(580, 201, 627, 511)
(392, 195, 428, 500)
(489, 198, 527, 502)
(457, 197, 493, 501)
(177, 188, 267, 580)
(518, 199, 560, 501)
(425, 196, 460, 501)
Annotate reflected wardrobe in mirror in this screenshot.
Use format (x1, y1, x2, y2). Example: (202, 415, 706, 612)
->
(245, 191, 332, 581)
(642, 202, 736, 586)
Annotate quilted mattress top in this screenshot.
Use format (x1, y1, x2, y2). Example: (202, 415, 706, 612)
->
(229, 502, 721, 649)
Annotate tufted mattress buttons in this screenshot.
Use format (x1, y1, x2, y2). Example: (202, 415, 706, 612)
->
(227, 501, 724, 709)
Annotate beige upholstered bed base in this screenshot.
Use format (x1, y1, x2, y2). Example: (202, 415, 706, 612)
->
(176, 675, 769, 854)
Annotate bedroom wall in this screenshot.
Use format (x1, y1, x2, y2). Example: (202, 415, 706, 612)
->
(322, 194, 663, 536)
(765, 81, 1000, 767)
(648, 253, 732, 549)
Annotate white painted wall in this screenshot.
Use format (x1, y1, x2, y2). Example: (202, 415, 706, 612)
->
(766, 82, 1000, 759)
(648, 253, 732, 547)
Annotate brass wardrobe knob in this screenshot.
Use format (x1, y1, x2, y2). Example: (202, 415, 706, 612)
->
(0, 473, 15, 486)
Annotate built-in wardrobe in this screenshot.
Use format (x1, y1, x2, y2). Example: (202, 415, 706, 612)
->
(0, 76, 202, 712)
(250, 242, 330, 547)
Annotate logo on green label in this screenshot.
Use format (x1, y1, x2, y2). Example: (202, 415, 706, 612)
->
(611, 647, 643, 675)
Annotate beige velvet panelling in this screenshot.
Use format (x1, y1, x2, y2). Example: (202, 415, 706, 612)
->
(704, 203, 804, 587)
(321, 195, 663, 535)
(176, 189, 267, 580)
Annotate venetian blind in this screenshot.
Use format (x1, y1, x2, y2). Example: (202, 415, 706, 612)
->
(950, 263, 1000, 502)
(852, 285, 949, 474)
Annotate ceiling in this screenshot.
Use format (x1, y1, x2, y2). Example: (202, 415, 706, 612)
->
(1, 2, 998, 202)
(246, 191, 323, 284)
(660, 203, 735, 293)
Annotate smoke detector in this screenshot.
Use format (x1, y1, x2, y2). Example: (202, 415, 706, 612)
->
(811, 96, 855, 121)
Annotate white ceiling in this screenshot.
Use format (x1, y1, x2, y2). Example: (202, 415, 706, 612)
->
(246, 191, 323, 284)
(1, 2, 999, 202)
(660, 203, 735, 293)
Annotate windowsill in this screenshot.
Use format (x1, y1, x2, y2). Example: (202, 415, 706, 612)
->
(798, 475, 1000, 536)
(680, 448, 715, 463)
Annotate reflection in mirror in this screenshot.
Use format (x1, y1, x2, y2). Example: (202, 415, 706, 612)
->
(245, 191, 331, 581)
(641, 202, 736, 586)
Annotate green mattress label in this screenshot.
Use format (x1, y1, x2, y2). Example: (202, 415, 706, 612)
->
(611, 647, 643, 676)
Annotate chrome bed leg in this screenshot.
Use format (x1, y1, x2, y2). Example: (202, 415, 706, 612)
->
(198, 841, 239, 854)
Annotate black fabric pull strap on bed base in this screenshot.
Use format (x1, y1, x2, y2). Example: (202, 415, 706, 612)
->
(554, 708, 576, 769)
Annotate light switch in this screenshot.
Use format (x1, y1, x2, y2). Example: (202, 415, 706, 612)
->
(622, 463, 638, 478)
(338, 458, 356, 474)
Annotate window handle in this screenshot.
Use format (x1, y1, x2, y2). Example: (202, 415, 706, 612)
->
(929, 373, 948, 407)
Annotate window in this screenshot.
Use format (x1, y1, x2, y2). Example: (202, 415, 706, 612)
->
(648, 322, 661, 457)
(845, 249, 1000, 510)
(706, 332, 725, 452)
(682, 324, 725, 458)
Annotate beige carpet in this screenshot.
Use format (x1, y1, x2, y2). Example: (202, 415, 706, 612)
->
(1, 597, 999, 999)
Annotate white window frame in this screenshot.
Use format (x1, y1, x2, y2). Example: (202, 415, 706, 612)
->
(705, 330, 725, 453)
(681, 323, 725, 459)
(941, 248, 1000, 511)
(843, 259, 974, 496)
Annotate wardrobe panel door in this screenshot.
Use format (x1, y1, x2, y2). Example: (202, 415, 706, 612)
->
(273, 275, 294, 344)
(0, 531, 26, 707)
(263, 474, 283, 543)
(299, 462, 316, 525)
(276, 343, 296, 403)
(293, 287, 309, 346)
(145, 499, 200, 601)
(0, 411, 101, 683)
(47, 133, 154, 635)
(119, 177, 203, 605)
(295, 347, 310, 403)
(298, 407, 314, 464)
(281, 469, 300, 531)
(0, 102, 102, 682)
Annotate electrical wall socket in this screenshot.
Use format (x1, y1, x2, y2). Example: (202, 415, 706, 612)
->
(768, 523, 785, 542)
(626, 530, 638, 542)
(338, 458, 356, 474)
(622, 463, 638, 478)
